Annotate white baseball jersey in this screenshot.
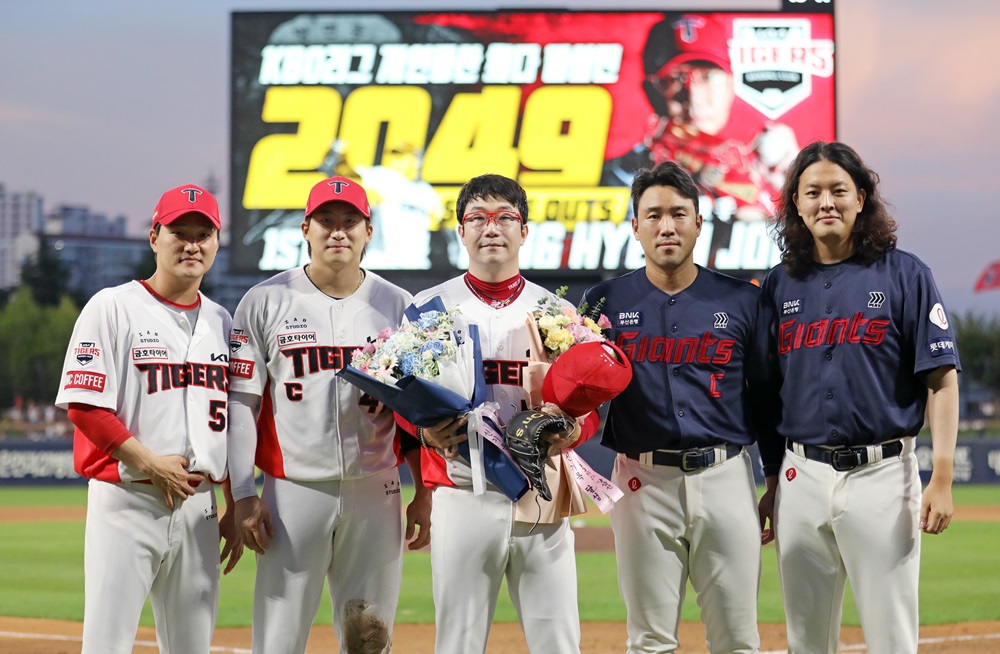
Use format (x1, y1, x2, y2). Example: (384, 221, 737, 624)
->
(410, 275, 571, 489)
(55, 280, 232, 482)
(412, 275, 582, 654)
(229, 267, 412, 481)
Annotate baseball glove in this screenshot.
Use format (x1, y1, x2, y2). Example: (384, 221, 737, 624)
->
(504, 410, 571, 502)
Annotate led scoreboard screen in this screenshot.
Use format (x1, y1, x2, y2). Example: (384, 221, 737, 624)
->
(230, 2, 835, 276)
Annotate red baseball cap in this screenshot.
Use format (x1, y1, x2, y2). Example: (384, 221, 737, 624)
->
(152, 184, 221, 229)
(656, 14, 732, 79)
(542, 341, 633, 418)
(305, 176, 371, 218)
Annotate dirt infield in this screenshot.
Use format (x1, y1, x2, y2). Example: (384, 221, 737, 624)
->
(2, 616, 1000, 653)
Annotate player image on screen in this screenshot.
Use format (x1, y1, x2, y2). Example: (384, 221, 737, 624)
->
(55, 185, 241, 654)
(756, 141, 961, 654)
(603, 13, 800, 225)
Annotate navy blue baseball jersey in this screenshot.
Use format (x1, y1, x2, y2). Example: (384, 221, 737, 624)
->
(757, 249, 961, 473)
(582, 266, 763, 454)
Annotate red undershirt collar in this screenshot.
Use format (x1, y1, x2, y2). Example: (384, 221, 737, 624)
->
(138, 279, 201, 310)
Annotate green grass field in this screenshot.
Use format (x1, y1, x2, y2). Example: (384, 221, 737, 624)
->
(0, 485, 997, 628)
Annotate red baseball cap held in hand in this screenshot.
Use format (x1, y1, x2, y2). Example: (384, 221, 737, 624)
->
(542, 341, 633, 418)
(305, 176, 372, 218)
(152, 184, 221, 229)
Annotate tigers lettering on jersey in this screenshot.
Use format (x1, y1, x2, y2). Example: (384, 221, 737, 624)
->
(616, 331, 735, 365)
(282, 345, 361, 378)
(134, 362, 229, 394)
(777, 312, 889, 355)
(483, 359, 526, 386)
(64, 371, 107, 392)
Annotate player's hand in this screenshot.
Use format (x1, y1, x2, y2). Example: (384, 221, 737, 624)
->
(758, 476, 778, 545)
(405, 488, 432, 551)
(421, 416, 468, 458)
(538, 403, 580, 450)
(145, 455, 205, 510)
(920, 475, 954, 535)
(235, 496, 275, 554)
(218, 502, 245, 574)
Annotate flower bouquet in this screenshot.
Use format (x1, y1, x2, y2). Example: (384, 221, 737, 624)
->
(512, 287, 632, 516)
(338, 297, 529, 501)
(524, 287, 631, 417)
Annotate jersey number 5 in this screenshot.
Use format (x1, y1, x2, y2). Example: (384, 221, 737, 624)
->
(208, 400, 227, 432)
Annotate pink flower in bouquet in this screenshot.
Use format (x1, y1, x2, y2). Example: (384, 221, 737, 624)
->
(525, 286, 632, 417)
(531, 286, 611, 363)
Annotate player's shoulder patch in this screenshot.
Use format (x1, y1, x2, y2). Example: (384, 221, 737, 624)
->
(73, 342, 102, 366)
(229, 328, 249, 353)
(928, 337, 956, 358)
(64, 370, 107, 392)
(929, 303, 949, 330)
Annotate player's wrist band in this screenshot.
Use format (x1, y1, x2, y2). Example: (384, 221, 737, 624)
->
(417, 427, 430, 449)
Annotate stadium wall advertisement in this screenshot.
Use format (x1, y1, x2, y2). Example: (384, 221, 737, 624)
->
(229, 2, 836, 283)
(4, 439, 1000, 486)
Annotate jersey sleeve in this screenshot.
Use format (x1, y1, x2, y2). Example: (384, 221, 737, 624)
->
(228, 289, 269, 397)
(904, 265, 961, 376)
(753, 271, 785, 477)
(55, 291, 120, 412)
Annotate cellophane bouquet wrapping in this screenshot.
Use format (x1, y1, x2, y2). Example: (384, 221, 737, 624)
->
(339, 298, 528, 501)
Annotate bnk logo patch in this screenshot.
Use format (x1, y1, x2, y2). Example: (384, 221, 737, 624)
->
(616, 311, 642, 327)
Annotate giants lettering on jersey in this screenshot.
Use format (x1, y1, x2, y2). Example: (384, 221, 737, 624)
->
(616, 331, 735, 364)
(134, 362, 229, 394)
(778, 312, 889, 355)
(483, 359, 526, 386)
(64, 371, 107, 392)
(282, 345, 360, 378)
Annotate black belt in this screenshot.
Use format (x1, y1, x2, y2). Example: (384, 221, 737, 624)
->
(787, 440, 903, 472)
(627, 444, 744, 472)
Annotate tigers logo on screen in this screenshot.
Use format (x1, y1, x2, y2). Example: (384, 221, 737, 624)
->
(729, 18, 834, 120)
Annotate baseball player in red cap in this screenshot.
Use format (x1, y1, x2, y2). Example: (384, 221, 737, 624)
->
(55, 184, 242, 653)
(227, 176, 428, 653)
(604, 13, 786, 223)
(403, 173, 599, 654)
(582, 161, 767, 653)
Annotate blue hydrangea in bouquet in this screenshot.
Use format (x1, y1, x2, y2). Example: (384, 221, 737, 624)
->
(350, 306, 471, 393)
(338, 297, 529, 501)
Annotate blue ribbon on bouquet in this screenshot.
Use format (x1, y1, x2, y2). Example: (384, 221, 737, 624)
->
(337, 297, 529, 502)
